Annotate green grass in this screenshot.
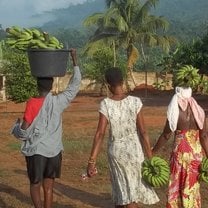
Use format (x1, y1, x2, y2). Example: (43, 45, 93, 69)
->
(63, 137, 92, 155)
(63, 136, 109, 174)
(7, 141, 21, 151)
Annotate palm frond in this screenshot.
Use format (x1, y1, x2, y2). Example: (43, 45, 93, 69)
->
(104, 6, 129, 31)
(89, 27, 120, 42)
(83, 13, 105, 27)
(82, 40, 107, 56)
(137, 0, 159, 22)
(142, 16, 169, 32)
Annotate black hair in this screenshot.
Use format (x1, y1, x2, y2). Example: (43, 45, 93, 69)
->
(105, 67, 123, 87)
(37, 77, 53, 93)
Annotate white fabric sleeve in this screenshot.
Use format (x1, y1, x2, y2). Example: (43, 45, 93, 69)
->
(55, 66, 81, 112)
(99, 99, 109, 120)
(135, 97, 143, 114)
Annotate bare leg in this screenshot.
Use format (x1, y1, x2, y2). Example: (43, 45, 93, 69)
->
(30, 182, 42, 208)
(43, 178, 54, 208)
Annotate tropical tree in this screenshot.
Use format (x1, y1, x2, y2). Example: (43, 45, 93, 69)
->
(160, 32, 208, 75)
(83, 0, 176, 90)
(83, 12, 120, 67)
(83, 46, 126, 95)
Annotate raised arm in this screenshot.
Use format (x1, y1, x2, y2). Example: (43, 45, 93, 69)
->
(199, 121, 208, 157)
(56, 48, 81, 111)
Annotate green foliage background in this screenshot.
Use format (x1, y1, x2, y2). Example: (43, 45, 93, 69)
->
(2, 48, 37, 102)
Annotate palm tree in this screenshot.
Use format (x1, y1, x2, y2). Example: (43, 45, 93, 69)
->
(83, 12, 120, 67)
(84, 0, 176, 91)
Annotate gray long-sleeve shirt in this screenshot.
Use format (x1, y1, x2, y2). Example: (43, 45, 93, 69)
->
(12, 66, 81, 157)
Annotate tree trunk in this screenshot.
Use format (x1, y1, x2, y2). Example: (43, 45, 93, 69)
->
(125, 45, 137, 92)
(113, 40, 116, 67)
(140, 44, 148, 97)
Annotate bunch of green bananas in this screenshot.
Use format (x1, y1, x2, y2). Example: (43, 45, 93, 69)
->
(173, 65, 201, 90)
(199, 157, 208, 183)
(5, 26, 63, 51)
(142, 156, 170, 188)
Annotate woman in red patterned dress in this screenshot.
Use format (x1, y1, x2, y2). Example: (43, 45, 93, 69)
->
(153, 86, 208, 208)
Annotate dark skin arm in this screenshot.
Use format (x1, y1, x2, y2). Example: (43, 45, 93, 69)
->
(152, 119, 172, 154)
(137, 109, 153, 159)
(199, 122, 208, 157)
(87, 113, 108, 177)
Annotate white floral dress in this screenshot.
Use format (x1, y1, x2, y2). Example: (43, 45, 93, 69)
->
(99, 96, 159, 205)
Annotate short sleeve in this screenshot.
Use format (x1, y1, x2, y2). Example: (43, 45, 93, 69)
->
(23, 99, 34, 124)
(135, 97, 143, 114)
(99, 99, 109, 120)
(23, 97, 44, 124)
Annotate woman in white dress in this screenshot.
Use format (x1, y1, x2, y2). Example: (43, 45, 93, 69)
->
(87, 67, 159, 208)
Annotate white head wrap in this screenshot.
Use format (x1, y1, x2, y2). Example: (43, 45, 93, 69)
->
(167, 87, 205, 132)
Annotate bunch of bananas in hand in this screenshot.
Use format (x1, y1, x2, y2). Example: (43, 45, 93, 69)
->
(142, 156, 170, 188)
(5, 26, 63, 51)
(199, 157, 208, 183)
(173, 65, 201, 90)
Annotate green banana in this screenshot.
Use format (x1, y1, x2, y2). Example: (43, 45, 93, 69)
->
(200, 171, 208, 183)
(30, 28, 42, 38)
(6, 27, 22, 38)
(200, 157, 208, 172)
(6, 26, 64, 50)
(142, 156, 170, 188)
(174, 65, 201, 89)
(12, 26, 22, 33)
(152, 175, 161, 187)
(23, 28, 33, 36)
(5, 39, 17, 45)
(49, 36, 60, 45)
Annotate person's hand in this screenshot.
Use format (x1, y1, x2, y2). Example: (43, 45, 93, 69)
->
(87, 163, 97, 177)
(69, 48, 76, 57)
(69, 48, 77, 66)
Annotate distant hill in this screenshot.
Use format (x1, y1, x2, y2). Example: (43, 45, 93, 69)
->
(153, 0, 208, 40)
(154, 0, 208, 23)
(41, 0, 208, 41)
(42, 0, 105, 32)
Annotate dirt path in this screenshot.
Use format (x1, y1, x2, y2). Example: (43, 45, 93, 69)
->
(0, 92, 208, 207)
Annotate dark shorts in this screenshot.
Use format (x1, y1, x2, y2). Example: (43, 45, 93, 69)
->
(25, 152, 62, 184)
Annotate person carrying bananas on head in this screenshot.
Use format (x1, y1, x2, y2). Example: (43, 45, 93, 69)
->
(152, 67, 208, 208)
(11, 48, 81, 208)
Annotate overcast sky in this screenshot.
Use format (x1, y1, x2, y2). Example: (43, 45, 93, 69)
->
(0, 0, 87, 28)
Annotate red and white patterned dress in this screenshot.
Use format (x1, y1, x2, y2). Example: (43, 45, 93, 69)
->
(167, 129, 203, 208)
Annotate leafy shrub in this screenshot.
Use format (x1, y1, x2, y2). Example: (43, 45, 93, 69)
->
(2, 47, 37, 102)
